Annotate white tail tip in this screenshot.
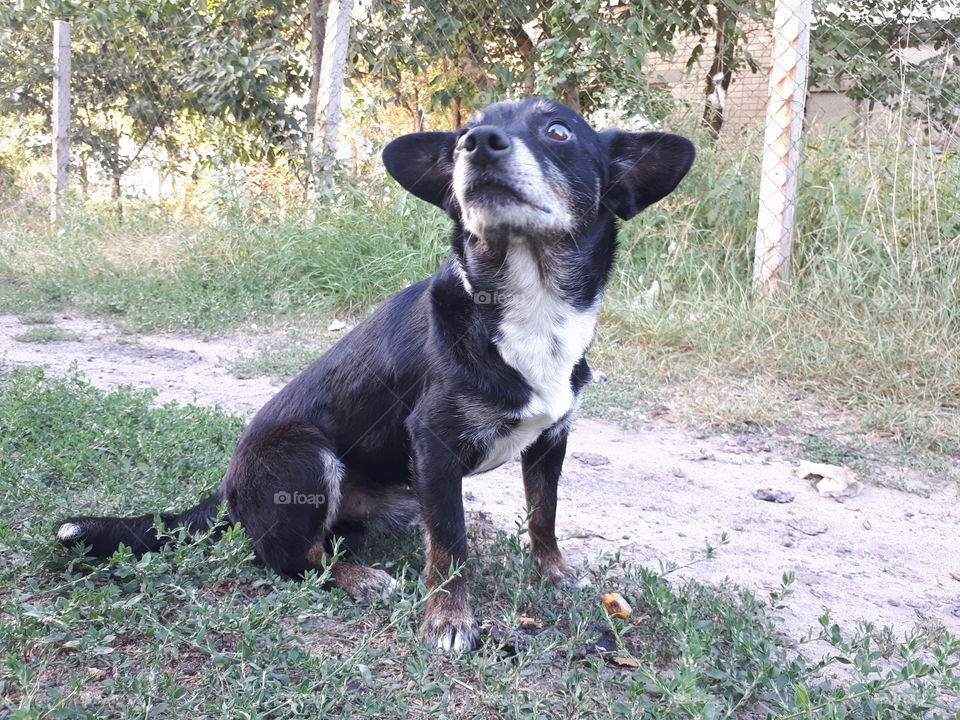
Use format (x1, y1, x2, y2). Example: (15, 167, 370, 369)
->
(56, 522, 83, 543)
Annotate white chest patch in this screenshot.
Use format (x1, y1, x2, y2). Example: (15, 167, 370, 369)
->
(469, 243, 599, 475)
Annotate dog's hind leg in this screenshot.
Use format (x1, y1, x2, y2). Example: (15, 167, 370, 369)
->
(307, 545, 398, 599)
(225, 421, 345, 576)
(307, 473, 418, 598)
(227, 428, 400, 598)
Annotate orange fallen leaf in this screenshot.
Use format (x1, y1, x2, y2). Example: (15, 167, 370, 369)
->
(603, 592, 632, 619)
(517, 616, 543, 629)
(85, 667, 108, 682)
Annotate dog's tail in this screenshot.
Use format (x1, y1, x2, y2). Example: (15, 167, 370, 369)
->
(55, 487, 227, 557)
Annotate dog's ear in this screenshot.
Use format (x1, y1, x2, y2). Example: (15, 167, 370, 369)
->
(599, 131, 695, 220)
(382, 132, 458, 209)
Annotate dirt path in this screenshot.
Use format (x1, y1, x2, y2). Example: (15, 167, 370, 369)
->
(2, 314, 958, 646)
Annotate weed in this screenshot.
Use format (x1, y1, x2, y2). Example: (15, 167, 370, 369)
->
(17, 312, 54, 324)
(227, 332, 338, 380)
(12, 326, 82, 343)
(801, 435, 862, 466)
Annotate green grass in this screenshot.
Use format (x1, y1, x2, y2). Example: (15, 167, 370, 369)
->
(227, 332, 338, 379)
(12, 326, 82, 343)
(0, 189, 449, 334)
(1, 367, 958, 718)
(800, 436, 863, 467)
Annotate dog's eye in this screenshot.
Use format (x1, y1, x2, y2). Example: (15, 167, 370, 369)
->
(546, 122, 571, 141)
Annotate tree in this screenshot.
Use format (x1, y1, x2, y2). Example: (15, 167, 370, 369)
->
(0, 0, 310, 202)
(352, 0, 677, 130)
(305, 0, 329, 135)
(352, 0, 775, 140)
(694, 0, 772, 138)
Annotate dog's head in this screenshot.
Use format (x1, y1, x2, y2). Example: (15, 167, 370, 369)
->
(383, 98, 695, 241)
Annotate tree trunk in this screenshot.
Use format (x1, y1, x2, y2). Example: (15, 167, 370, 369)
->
(79, 153, 88, 196)
(108, 127, 123, 210)
(560, 79, 580, 113)
(702, 4, 737, 139)
(111, 170, 123, 219)
(305, 0, 327, 136)
(305, 0, 327, 196)
(51, 20, 71, 222)
(510, 25, 535, 95)
(453, 95, 463, 128)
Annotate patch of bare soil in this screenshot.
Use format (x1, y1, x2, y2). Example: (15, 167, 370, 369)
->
(2, 314, 958, 645)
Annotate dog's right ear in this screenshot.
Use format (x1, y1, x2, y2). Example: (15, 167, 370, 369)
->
(382, 132, 458, 209)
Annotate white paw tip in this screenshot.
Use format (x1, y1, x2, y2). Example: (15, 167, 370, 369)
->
(437, 629, 477, 653)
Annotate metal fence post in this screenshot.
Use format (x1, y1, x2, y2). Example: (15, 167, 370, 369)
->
(753, 0, 811, 296)
(51, 19, 71, 222)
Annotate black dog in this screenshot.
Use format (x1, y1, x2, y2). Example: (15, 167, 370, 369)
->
(56, 98, 694, 652)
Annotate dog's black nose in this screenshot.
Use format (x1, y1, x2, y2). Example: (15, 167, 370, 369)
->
(457, 126, 511, 162)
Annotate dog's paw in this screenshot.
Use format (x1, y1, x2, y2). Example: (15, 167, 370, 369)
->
(545, 565, 591, 589)
(421, 611, 481, 653)
(535, 556, 591, 589)
(331, 564, 397, 600)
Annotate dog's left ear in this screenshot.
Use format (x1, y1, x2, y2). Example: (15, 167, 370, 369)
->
(382, 132, 458, 209)
(600, 131, 696, 220)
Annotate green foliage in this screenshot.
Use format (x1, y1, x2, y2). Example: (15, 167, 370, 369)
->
(354, 0, 773, 123)
(0, 187, 449, 332)
(16, 312, 55, 325)
(0, 0, 308, 192)
(1, 368, 957, 718)
(0, 367, 243, 568)
(810, 0, 960, 136)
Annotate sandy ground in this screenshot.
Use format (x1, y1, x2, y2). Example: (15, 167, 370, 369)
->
(2, 313, 958, 648)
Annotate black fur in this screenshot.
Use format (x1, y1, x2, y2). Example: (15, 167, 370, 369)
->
(55, 98, 694, 652)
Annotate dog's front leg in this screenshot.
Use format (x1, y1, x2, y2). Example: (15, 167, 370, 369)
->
(410, 427, 480, 652)
(521, 426, 583, 586)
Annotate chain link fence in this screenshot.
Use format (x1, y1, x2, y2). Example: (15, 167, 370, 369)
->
(1, 0, 958, 287)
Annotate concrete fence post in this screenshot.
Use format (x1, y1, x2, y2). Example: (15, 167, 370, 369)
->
(753, 0, 811, 296)
(310, 0, 353, 194)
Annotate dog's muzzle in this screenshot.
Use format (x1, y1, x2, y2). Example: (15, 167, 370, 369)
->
(453, 129, 571, 237)
(455, 129, 543, 211)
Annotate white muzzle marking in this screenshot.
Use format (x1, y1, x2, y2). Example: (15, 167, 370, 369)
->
(453, 138, 573, 238)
